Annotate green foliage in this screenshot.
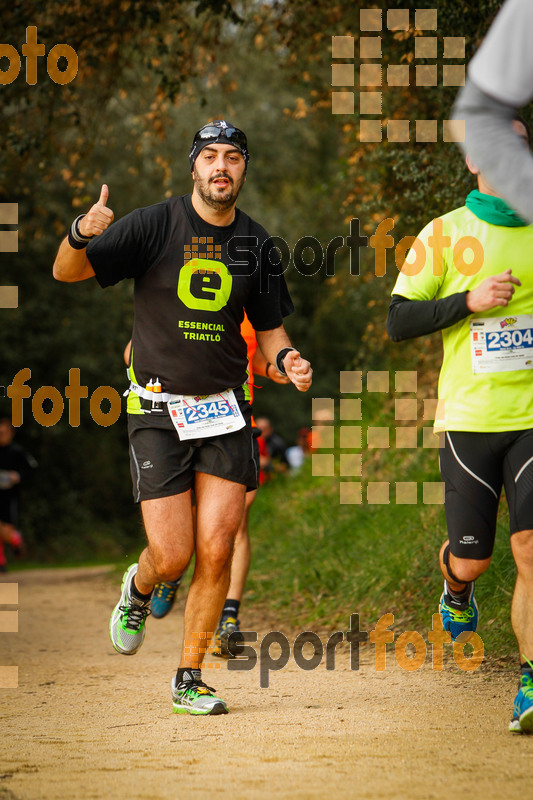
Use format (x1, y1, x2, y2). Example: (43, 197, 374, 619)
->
(2, 0, 246, 554)
(245, 377, 519, 660)
(247, 462, 518, 660)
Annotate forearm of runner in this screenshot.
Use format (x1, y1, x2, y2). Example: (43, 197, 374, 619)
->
(53, 237, 95, 282)
(255, 325, 293, 365)
(252, 346, 269, 378)
(386, 292, 470, 342)
(453, 78, 533, 223)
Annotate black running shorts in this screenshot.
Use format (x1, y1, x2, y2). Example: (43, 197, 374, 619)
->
(127, 388, 259, 502)
(440, 429, 533, 560)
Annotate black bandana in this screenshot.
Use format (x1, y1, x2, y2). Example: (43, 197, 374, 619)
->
(189, 120, 249, 170)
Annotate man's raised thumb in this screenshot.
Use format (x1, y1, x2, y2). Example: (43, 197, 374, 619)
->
(98, 184, 109, 206)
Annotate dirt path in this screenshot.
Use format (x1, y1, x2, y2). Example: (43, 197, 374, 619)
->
(1, 566, 532, 800)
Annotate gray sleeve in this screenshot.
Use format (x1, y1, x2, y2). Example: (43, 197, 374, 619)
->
(452, 79, 533, 224)
(468, 0, 533, 107)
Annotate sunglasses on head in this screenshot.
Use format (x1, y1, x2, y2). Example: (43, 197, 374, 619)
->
(194, 124, 247, 149)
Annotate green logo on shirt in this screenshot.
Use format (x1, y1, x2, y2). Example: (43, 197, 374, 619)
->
(178, 258, 232, 312)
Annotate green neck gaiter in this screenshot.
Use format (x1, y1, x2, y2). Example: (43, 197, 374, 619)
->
(466, 189, 528, 227)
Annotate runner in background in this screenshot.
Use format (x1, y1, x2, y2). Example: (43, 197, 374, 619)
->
(0, 418, 37, 572)
(124, 317, 290, 656)
(453, 0, 533, 223)
(285, 428, 311, 472)
(255, 416, 289, 478)
(213, 314, 289, 654)
(387, 118, 533, 734)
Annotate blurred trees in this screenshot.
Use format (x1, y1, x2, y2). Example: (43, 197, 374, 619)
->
(1, 0, 521, 559)
(243, 0, 514, 426)
(2, 0, 246, 557)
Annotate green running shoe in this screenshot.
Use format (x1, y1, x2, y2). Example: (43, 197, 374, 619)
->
(109, 563, 151, 655)
(171, 670, 228, 716)
(151, 578, 181, 619)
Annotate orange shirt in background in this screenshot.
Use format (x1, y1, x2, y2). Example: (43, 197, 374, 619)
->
(241, 313, 258, 405)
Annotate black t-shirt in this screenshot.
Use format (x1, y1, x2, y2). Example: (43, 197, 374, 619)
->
(87, 194, 294, 396)
(0, 443, 37, 522)
(0, 442, 37, 477)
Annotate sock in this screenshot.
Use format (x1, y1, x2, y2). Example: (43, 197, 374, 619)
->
(223, 598, 240, 618)
(447, 582, 470, 600)
(176, 667, 202, 685)
(131, 578, 153, 604)
(520, 661, 533, 680)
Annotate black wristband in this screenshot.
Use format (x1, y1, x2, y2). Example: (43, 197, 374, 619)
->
(68, 231, 89, 250)
(275, 347, 295, 376)
(68, 215, 93, 250)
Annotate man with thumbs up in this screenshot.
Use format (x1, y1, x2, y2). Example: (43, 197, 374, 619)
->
(53, 120, 312, 716)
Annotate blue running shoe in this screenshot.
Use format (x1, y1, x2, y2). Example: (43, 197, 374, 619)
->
(509, 672, 533, 734)
(151, 578, 181, 619)
(439, 580, 478, 641)
(212, 616, 244, 658)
